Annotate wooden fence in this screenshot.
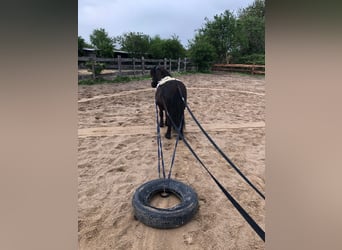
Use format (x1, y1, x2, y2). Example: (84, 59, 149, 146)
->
(212, 64, 265, 75)
(78, 56, 194, 80)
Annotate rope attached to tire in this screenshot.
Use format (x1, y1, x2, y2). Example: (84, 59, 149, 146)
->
(154, 100, 183, 180)
(162, 87, 265, 242)
(132, 178, 199, 229)
(133, 85, 265, 242)
(165, 110, 265, 241)
(155, 104, 166, 178)
(132, 103, 196, 230)
(183, 96, 265, 200)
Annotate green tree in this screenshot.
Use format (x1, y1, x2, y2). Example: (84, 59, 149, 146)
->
(148, 35, 165, 58)
(188, 36, 217, 71)
(233, 0, 265, 63)
(163, 35, 186, 59)
(89, 28, 115, 58)
(188, 0, 265, 66)
(78, 36, 92, 56)
(197, 10, 237, 63)
(117, 32, 150, 58)
(148, 35, 186, 59)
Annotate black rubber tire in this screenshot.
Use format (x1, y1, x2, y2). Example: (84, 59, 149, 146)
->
(132, 178, 199, 229)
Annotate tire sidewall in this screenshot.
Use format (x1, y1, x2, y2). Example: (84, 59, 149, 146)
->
(132, 178, 199, 229)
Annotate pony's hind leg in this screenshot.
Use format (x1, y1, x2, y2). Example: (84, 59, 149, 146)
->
(165, 114, 169, 126)
(179, 126, 184, 140)
(159, 108, 164, 127)
(165, 125, 172, 139)
(178, 117, 184, 140)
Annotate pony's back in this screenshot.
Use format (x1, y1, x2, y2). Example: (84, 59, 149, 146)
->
(151, 66, 187, 139)
(156, 80, 186, 138)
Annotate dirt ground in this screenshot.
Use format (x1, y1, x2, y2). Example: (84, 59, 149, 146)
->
(78, 72, 265, 249)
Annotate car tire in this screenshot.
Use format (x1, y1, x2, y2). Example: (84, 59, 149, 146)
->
(132, 178, 199, 229)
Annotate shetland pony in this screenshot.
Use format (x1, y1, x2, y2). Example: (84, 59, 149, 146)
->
(150, 66, 187, 139)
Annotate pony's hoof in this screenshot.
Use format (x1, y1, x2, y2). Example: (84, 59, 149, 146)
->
(165, 133, 171, 139)
(160, 123, 164, 127)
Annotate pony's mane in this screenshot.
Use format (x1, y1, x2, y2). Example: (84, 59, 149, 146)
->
(158, 66, 172, 78)
(151, 65, 173, 88)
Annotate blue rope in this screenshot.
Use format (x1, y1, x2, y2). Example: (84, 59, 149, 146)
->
(184, 101, 265, 200)
(155, 101, 183, 180)
(177, 86, 265, 200)
(155, 104, 165, 178)
(165, 107, 265, 242)
(167, 117, 183, 179)
(153, 86, 265, 241)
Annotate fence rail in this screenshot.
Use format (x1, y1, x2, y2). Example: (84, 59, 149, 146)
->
(78, 56, 194, 80)
(212, 64, 265, 75)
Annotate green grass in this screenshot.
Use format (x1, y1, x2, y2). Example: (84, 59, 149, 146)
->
(78, 75, 148, 85)
(78, 70, 264, 85)
(230, 71, 265, 78)
(78, 71, 201, 85)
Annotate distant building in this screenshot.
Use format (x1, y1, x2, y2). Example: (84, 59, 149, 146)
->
(82, 48, 99, 57)
(114, 50, 130, 58)
(81, 48, 131, 58)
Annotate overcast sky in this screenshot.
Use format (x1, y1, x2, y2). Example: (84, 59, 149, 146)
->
(78, 0, 255, 48)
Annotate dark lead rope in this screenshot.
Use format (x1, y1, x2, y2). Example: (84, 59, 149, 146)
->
(184, 97, 265, 200)
(165, 109, 265, 242)
(177, 85, 265, 200)
(155, 103, 183, 179)
(155, 103, 166, 178)
(167, 118, 182, 179)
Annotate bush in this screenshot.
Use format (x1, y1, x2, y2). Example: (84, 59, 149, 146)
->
(85, 62, 105, 75)
(232, 54, 265, 65)
(188, 39, 217, 72)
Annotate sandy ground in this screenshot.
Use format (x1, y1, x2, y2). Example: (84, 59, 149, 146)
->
(78, 72, 265, 249)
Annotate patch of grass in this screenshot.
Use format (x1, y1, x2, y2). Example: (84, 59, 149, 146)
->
(78, 71, 202, 85)
(172, 70, 211, 77)
(111, 76, 132, 83)
(78, 78, 107, 85)
(78, 75, 142, 85)
(230, 71, 265, 78)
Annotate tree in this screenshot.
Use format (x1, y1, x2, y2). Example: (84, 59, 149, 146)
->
(116, 32, 150, 58)
(235, 0, 265, 57)
(148, 35, 186, 59)
(89, 28, 115, 58)
(197, 10, 237, 63)
(187, 10, 237, 69)
(163, 35, 186, 59)
(78, 36, 92, 56)
(188, 36, 217, 71)
(148, 35, 165, 58)
(188, 0, 265, 65)
(231, 0, 265, 63)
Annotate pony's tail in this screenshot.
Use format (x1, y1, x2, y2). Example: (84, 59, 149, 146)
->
(169, 91, 186, 133)
(179, 84, 187, 131)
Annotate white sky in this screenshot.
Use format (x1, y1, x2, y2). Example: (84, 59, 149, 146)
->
(78, 0, 255, 48)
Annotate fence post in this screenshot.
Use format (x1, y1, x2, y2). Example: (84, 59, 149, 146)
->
(90, 53, 96, 79)
(117, 55, 122, 76)
(184, 57, 187, 72)
(79, 56, 195, 79)
(133, 57, 136, 76)
(141, 56, 145, 75)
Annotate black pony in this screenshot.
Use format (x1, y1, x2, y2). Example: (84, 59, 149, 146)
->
(150, 66, 187, 139)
